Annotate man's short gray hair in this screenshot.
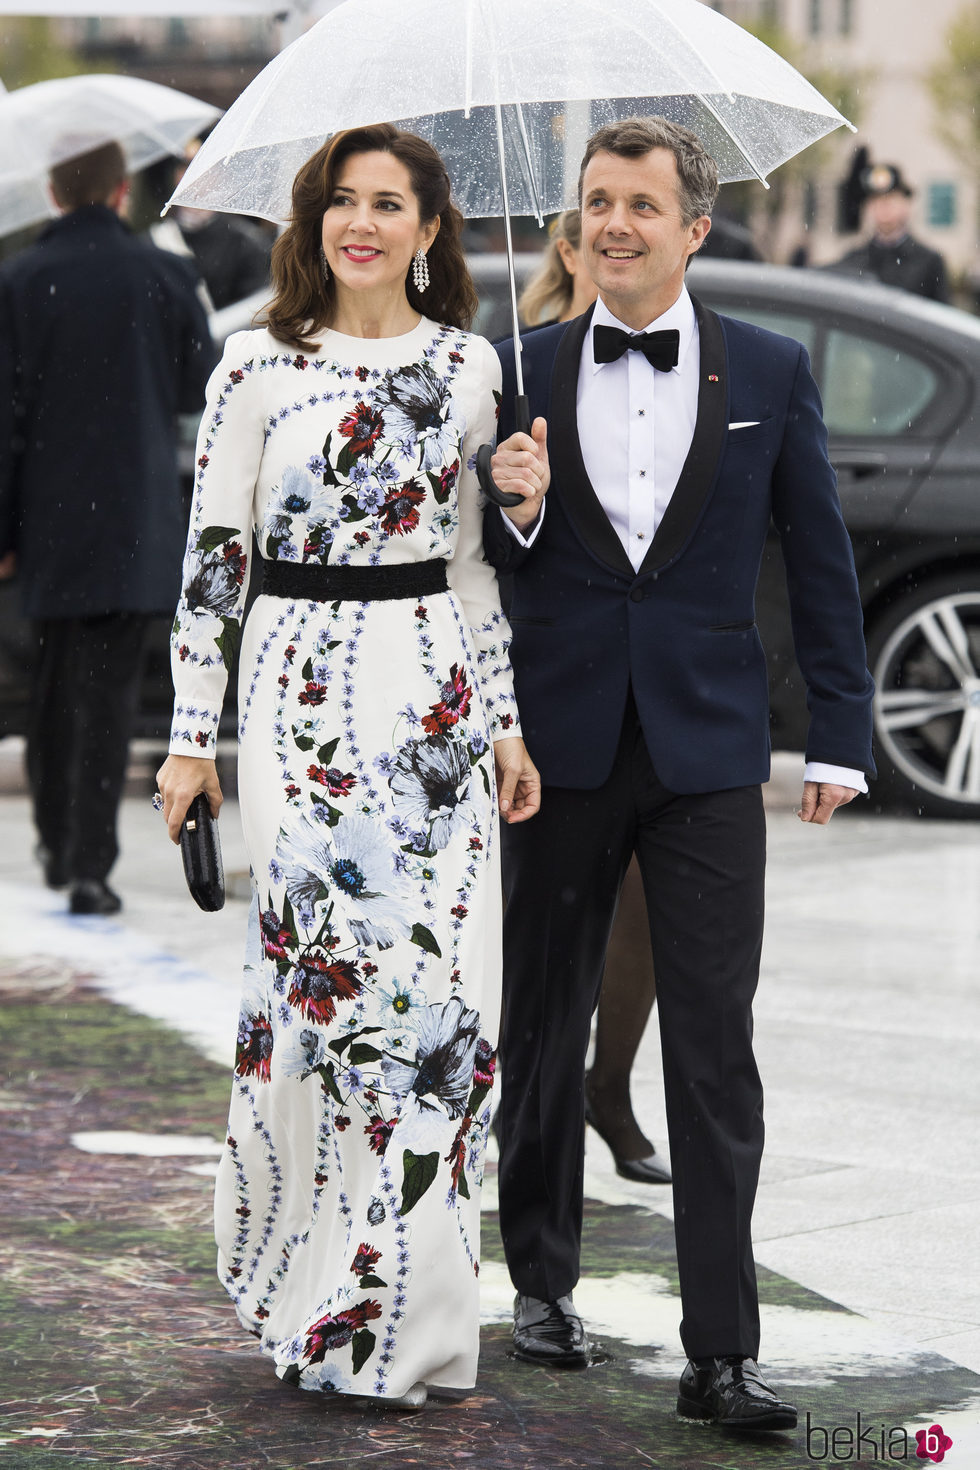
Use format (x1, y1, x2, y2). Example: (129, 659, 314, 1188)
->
(578, 117, 719, 226)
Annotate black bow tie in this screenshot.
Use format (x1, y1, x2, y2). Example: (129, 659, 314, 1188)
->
(593, 324, 680, 372)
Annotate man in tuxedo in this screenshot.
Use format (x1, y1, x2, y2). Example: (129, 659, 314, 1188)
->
(483, 117, 875, 1433)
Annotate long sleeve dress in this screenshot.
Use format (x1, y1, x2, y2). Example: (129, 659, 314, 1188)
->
(168, 317, 520, 1399)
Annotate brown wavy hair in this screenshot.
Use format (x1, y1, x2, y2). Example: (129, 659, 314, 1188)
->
(266, 124, 478, 350)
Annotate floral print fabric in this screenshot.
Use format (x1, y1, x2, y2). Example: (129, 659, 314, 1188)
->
(169, 320, 517, 1397)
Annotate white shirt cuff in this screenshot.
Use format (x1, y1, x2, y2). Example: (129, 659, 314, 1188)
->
(499, 500, 546, 548)
(803, 761, 868, 795)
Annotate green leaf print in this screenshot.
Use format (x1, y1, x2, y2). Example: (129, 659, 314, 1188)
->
(351, 1328, 376, 1376)
(357, 1274, 388, 1289)
(215, 617, 241, 672)
(196, 525, 240, 554)
(317, 738, 340, 766)
(457, 1169, 470, 1201)
(315, 1061, 344, 1104)
(348, 1043, 383, 1065)
(400, 1149, 440, 1215)
(320, 432, 338, 486)
(429, 469, 450, 506)
(410, 923, 442, 958)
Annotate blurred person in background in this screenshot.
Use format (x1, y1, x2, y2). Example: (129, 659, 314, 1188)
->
(0, 140, 213, 915)
(152, 140, 272, 311)
(518, 208, 598, 327)
(828, 162, 949, 303)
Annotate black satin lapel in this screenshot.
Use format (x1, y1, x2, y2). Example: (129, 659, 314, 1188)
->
(640, 297, 728, 575)
(548, 304, 635, 579)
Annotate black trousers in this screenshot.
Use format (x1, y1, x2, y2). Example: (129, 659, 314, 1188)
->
(27, 614, 150, 885)
(497, 693, 767, 1359)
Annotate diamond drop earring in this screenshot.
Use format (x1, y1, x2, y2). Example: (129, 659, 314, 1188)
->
(319, 247, 330, 283)
(412, 249, 430, 294)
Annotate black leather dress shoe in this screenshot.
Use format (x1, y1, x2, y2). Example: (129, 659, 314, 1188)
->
(677, 1357, 797, 1431)
(69, 880, 122, 916)
(513, 1294, 590, 1367)
(584, 1093, 672, 1185)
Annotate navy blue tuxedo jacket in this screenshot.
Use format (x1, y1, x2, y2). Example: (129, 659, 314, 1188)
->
(483, 298, 875, 793)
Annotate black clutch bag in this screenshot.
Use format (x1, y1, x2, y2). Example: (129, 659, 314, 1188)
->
(179, 793, 225, 911)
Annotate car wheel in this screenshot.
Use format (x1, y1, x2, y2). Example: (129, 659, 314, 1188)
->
(867, 575, 980, 818)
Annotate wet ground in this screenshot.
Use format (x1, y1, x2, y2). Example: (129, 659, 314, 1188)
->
(2, 745, 980, 1466)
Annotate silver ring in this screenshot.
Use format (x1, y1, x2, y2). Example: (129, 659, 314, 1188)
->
(151, 792, 164, 812)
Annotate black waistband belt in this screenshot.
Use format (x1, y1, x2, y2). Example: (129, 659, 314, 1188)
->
(260, 558, 448, 603)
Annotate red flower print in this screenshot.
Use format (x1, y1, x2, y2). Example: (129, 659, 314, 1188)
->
(353, 530, 371, 547)
(355, 365, 370, 382)
(445, 1112, 472, 1195)
(197, 454, 209, 469)
(415, 604, 428, 621)
(298, 681, 328, 706)
(293, 354, 308, 370)
(378, 479, 425, 537)
(235, 1011, 273, 1081)
(365, 1115, 394, 1156)
(284, 644, 297, 663)
(449, 350, 464, 364)
(229, 369, 244, 384)
(307, 764, 357, 797)
(195, 731, 209, 748)
(351, 1243, 382, 1276)
(222, 540, 247, 585)
(178, 644, 190, 662)
(468, 837, 483, 851)
(473, 1038, 496, 1089)
(335, 1114, 351, 1131)
(422, 662, 472, 735)
(285, 784, 301, 799)
(439, 458, 460, 498)
(288, 953, 362, 1024)
(304, 1300, 383, 1362)
(260, 908, 294, 961)
(450, 904, 468, 919)
(499, 713, 514, 730)
(339, 401, 384, 457)
(362, 963, 378, 978)
(278, 675, 289, 689)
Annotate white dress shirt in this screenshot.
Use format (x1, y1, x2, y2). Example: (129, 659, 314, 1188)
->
(502, 288, 866, 794)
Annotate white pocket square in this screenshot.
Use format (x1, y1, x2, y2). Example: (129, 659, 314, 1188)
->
(728, 420, 761, 430)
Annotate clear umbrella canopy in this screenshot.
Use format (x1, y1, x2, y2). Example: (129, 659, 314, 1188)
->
(0, 73, 222, 234)
(171, 0, 852, 224)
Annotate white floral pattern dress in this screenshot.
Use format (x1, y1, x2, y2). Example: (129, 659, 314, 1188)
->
(168, 318, 519, 1399)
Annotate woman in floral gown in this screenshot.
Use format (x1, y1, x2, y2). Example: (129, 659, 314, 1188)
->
(157, 124, 541, 1407)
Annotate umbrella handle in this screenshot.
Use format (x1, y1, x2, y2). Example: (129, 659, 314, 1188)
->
(476, 395, 531, 508)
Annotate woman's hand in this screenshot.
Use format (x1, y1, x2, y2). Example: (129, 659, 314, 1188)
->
(155, 753, 223, 845)
(493, 736, 541, 824)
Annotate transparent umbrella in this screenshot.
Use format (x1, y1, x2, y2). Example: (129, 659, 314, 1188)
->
(170, 0, 852, 498)
(0, 73, 222, 235)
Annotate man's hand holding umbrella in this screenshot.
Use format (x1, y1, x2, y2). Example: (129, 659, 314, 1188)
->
(490, 419, 550, 533)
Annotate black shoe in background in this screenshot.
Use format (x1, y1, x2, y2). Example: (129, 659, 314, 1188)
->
(513, 1294, 590, 1367)
(36, 844, 68, 890)
(677, 1356, 797, 1431)
(69, 880, 122, 916)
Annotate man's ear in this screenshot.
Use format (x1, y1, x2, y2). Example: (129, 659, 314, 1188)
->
(109, 178, 131, 217)
(687, 215, 711, 258)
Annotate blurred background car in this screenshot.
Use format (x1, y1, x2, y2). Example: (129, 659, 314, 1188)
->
(5, 255, 980, 819)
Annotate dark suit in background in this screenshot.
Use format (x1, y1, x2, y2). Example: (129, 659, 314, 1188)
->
(484, 300, 875, 1360)
(0, 202, 213, 895)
